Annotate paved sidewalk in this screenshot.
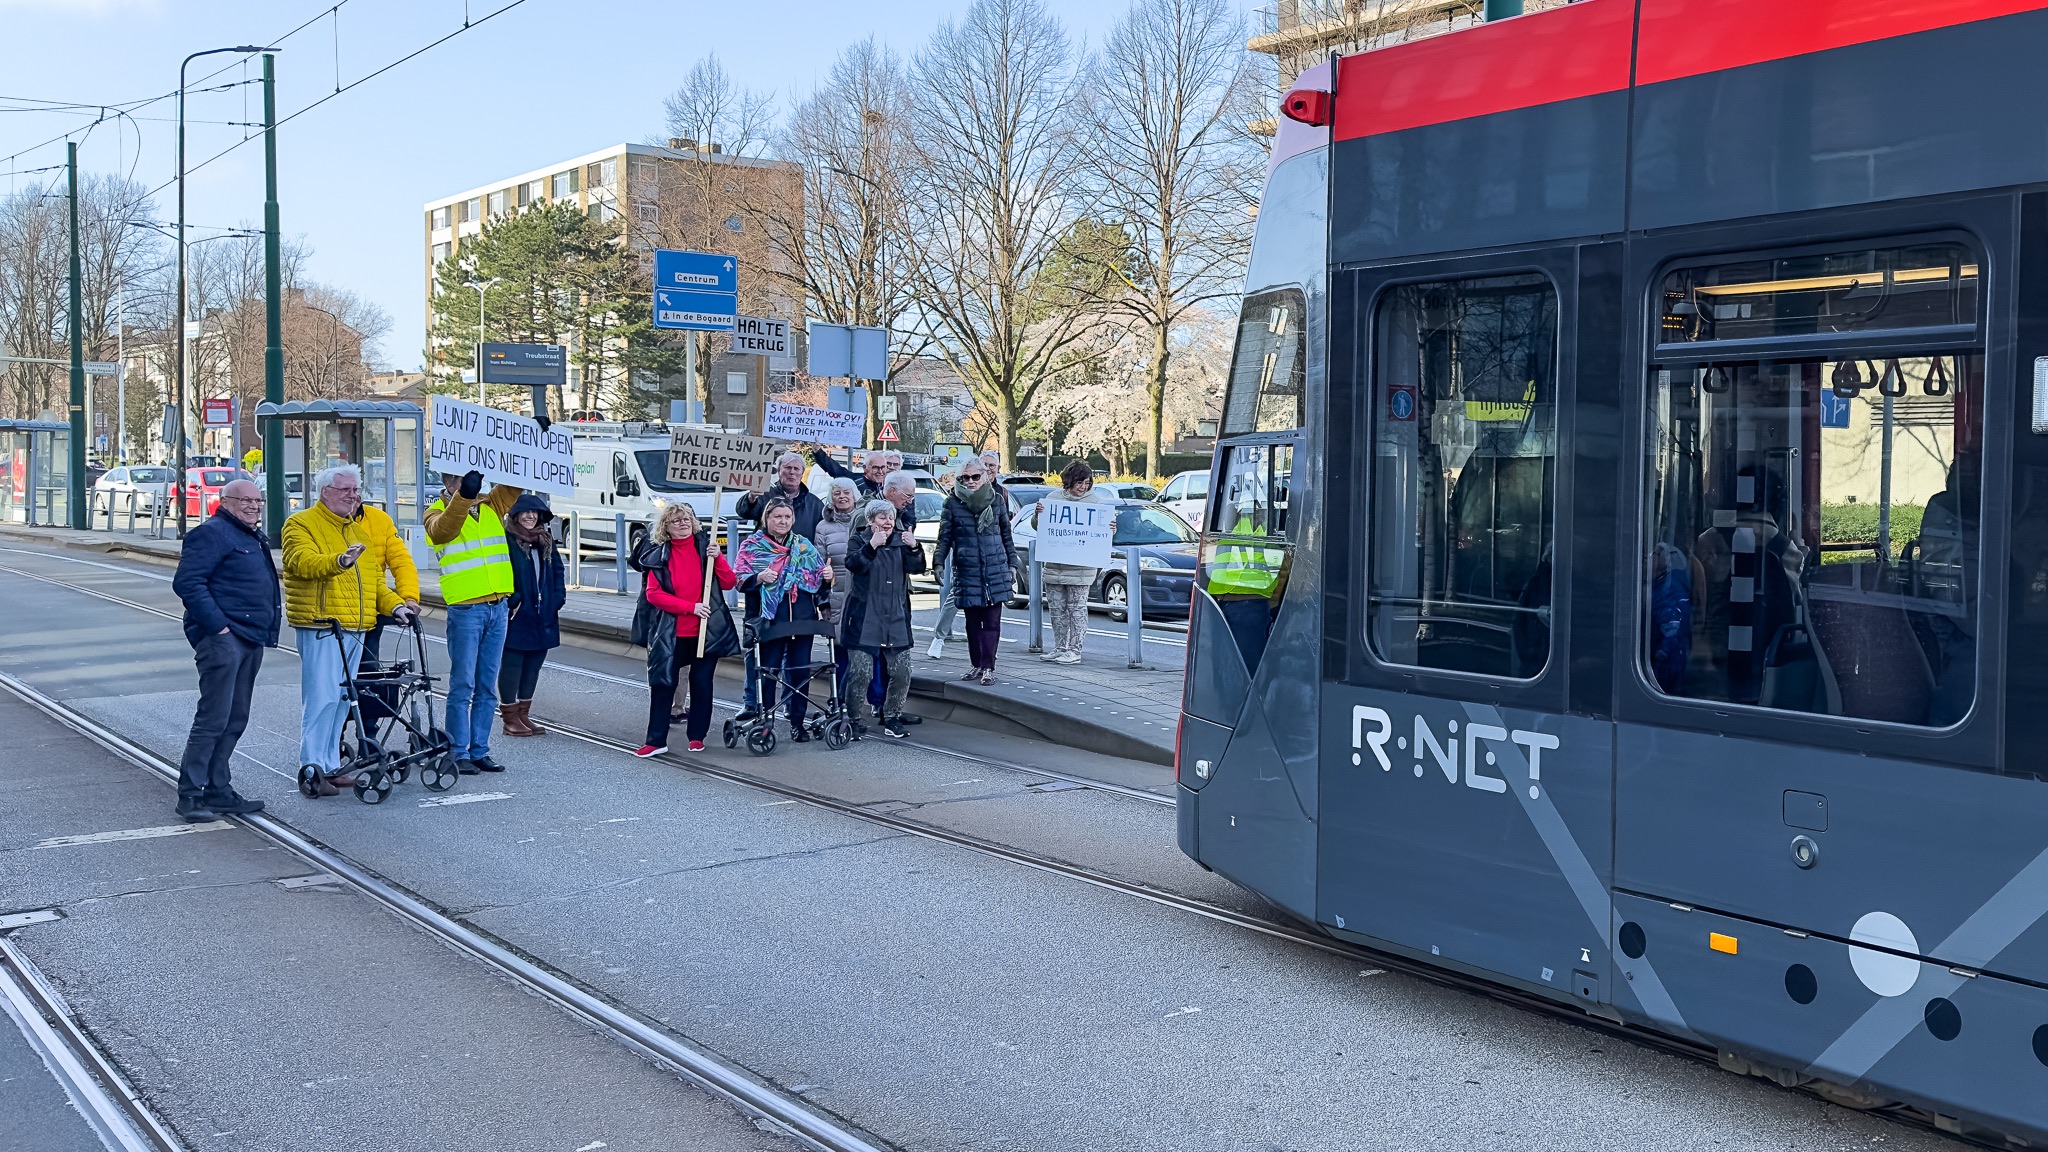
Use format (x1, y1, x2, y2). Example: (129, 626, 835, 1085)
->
(0, 523, 1183, 764)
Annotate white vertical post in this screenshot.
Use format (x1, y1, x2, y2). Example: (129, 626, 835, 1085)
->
(1026, 536, 1044, 653)
(613, 511, 628, 594)
(1126, 546, 1144, 669)
(567, 510, 581, 587)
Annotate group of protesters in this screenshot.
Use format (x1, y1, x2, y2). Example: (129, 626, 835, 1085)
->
(164, 440, 1045, 820)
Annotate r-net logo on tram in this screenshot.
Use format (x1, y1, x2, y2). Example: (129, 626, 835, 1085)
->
(1351, 706, 1556, 800)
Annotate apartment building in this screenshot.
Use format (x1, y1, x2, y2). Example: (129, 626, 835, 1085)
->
(422, 142, 803, 428)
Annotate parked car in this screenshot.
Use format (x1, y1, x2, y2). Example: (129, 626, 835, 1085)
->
(553, 428, 741, 559)
(178, 467, 253, 519)
(93, 465, 178, 512)
(1009, 499, 1198, 621)
(1099, 481, 1159, 502)
(1155, 468, 1212, 527)
(1001, 483, 1052, 517)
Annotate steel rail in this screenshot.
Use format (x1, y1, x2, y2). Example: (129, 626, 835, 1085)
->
(0, 670, 895, 1152)
(0, 937, 185, 1152)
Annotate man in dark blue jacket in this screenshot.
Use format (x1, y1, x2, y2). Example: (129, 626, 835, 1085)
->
(171, 479, 281, 821)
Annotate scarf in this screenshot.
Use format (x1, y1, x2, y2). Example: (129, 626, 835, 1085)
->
(508, 516, 551, 548)
(737, 530, 826, 620)
(958, 481, 998, 533)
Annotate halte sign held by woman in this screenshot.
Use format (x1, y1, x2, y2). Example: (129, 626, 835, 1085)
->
(1036, 500, 1113, 567)
(429, 395, 575, 495)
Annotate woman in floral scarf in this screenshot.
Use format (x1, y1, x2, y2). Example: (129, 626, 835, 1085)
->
(737, 498, 833, 740)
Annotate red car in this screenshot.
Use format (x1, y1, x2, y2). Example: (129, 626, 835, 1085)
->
(179, 467, 251, 519)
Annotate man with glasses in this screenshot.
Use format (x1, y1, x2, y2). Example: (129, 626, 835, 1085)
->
(281, 464, 419, 796)
(171, 478, 279, 821)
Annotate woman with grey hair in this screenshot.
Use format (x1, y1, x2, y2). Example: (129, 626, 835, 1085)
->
(840, 498, 925, 738)
(814, 476, 861, 690)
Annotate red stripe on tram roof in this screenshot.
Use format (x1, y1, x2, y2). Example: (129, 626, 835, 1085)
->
(1636, 0, 2048, 86)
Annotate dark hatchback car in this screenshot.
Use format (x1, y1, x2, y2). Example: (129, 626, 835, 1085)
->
(1009, 499, 1198, 621)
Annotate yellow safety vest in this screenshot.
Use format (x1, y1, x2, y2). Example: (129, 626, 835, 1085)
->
(429, 499, 513, 603)
(1207, 512, 1283, 598)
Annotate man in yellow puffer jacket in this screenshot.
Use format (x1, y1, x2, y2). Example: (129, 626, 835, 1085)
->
(282, 462, 420, 795)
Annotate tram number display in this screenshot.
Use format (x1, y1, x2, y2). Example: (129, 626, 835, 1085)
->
(1351, 705, 1558, 801)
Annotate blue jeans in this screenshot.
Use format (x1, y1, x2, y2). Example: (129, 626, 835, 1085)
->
(445, 599, 508, 761)
(297, 627, 365, 773)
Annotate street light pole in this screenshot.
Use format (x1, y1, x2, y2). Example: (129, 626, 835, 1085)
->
(67, 141, 86, 529)
(262, 52, 286, 537)
(464, 278, 497, 403)
(177, 44, 267, 539)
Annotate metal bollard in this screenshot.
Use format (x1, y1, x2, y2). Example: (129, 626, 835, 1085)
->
(613, 512, 628, 593)
(125, 491, 137, 532)
(1026, 537, 1044, 653)
(567, 510, 581, 588)
(1126, 546, 1144, 669)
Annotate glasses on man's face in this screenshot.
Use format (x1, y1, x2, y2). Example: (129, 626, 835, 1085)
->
(325, 485, 360, 497)
(223, 495, 265, 506)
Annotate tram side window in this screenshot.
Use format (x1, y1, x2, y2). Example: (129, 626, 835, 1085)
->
(1211, 443, 1294, 537)
(1645, 354, 1983, 727)
(1367, 274, 1558, 679)
(1221, 288, 1307, 434)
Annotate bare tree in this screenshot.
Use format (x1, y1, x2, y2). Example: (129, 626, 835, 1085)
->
(1082, 0, 1259, 478)
(901, 0, 1098, 467)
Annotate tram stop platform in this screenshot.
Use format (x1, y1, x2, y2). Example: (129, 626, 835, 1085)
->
(0, 524, 1182, 766)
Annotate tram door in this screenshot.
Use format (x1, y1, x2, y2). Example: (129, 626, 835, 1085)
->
(1319, 250, 1622, 1004)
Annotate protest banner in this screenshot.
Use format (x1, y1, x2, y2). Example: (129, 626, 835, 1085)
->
(763, 400, 866, 448)
(665, 427, 782, 654)
(428, 394, 575, 495)
(1036, 499, 1114, 568)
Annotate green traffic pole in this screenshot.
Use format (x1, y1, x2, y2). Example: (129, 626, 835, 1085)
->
(1485, 0, 1523, 18)
(67, 142, 87, 530)
(262, 54, 285, 537)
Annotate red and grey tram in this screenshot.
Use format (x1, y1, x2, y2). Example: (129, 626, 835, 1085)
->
(1180, 0, 2048, 1139)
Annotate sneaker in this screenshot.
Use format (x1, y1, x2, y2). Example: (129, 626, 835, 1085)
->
(850, 722, 870, 741)
(791, 729, 812, 744)
(961, 668, 982, 681)
(634, 744, 668, 758)
(455, 759, 481, 776)
(733, 707, 761, 724)
(472, 756, 505, 773)
(175, 803, 219, 823)
(687, 740, 705, 752)
(894, 713, 922, 726)
(883, 719, 910, 739)
(210, 794, 266, 816)
(978, 669, 995, 686)
(927, 637, 946, 660)
(1054, 651, 1082, 665)
(1040, 650, 1062, 662)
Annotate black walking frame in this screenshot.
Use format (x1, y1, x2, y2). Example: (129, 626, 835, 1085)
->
(723, 614, 856, 756)
(296, 616, 460, 804)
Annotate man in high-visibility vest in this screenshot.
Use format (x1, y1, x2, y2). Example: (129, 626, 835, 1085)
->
(1206, 482, 1287, 670)
(427, 468, 524, 774)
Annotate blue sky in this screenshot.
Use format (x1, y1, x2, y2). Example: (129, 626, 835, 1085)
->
(3, 0, 1183, 369)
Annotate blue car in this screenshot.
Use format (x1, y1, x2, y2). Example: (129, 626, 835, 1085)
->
(1009, 499, 1198, 621)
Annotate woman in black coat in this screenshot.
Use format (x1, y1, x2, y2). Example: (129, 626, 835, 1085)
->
(932, 459, 1016, 685)
(842, 499, 926, 737)
(501, 493, 566, 737)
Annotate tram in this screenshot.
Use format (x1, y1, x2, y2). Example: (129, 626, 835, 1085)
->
(1179, 0, 2048, 1139)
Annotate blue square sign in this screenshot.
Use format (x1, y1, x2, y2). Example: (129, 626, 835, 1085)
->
(654, 249, 736, 294)
(655, 288, 736, 332)
(1820, 389, 1852, 429)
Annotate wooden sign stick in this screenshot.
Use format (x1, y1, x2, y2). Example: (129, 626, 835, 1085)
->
(698, 481, 722, 657)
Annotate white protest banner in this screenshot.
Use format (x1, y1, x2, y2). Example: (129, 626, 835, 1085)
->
(666, 428, 782, 493)
(1036, 499, 1114, 568)
(763, 400, 866, 448)
(428, 394, 575, 495)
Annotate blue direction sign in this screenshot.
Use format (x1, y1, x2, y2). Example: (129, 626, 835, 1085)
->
(655, 288, 737, 332)
(1820, 389, 1853, 429)
(655, 249, 736, 292)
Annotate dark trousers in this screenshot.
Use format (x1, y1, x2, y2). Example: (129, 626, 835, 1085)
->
(965, 605, 1002, 670)
(500, 648, 548, 702)
(759, 636, 814, 728)
(647, 647, 719, 746)
(177, 632, 264, 807)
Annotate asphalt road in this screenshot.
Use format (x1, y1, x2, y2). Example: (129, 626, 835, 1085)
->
(0, 540, 1961, 1152)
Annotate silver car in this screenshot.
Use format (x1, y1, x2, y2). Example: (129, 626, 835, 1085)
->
(92, 465, 178, 512)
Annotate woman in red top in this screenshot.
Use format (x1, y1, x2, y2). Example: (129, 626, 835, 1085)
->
(637, 504, 736, 754)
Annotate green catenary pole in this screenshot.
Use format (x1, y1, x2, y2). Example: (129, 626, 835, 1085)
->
(262, 54, 285, 537)
(67, 141, 86, 529)
(1485, 0, 1523, 18)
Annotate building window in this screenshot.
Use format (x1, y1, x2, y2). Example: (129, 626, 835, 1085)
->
(465, 197, 482, 223)
(488, 189, 508, 216)
(587, 200, 617, 223)
(600, 157, 618, 187)
(1221, 289, 1306, 434)
(1368, 273, 1559, 680)
(519, 179, 542, 206)
(432, 242, 452, 264)
(552, 170, 577, 199)
(431, 206, 451, 230)
(1645, 241, 1983, 728)
(634, 201, 659, 225)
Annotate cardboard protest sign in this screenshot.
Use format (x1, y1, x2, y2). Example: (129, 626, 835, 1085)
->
(428, 394, 575, 495)
(665, 428, 782, 493)
(1035, 499, 1114, 568)
(763, 400, 866, 448)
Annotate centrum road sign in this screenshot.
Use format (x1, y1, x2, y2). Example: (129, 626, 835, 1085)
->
(655, 288, 737, 331)
(654, 249, 736, 293)
(653, 249, 738, 332)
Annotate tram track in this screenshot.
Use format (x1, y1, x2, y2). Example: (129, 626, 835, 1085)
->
(0, 548, 1993, 1149)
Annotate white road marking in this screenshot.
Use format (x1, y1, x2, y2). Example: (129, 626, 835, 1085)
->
(31, 822, 230, 849)
(1163, 1006, 1202, 1019)
(938, 779, 982, 787)
(761, 800, 798, 807)
(0, 909, 62, 929)
(417, 791, 513, 808)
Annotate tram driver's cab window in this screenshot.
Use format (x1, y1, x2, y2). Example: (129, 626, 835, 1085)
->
(1645, 242, 1983, 728)
(1222, 289, 1306, 434)
(1367, 274, 1558, 679)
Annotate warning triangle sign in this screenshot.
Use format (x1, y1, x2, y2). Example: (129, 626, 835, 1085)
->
(878, 420, 899, 442)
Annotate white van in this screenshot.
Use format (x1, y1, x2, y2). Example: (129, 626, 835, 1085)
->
(549, 423, 742, 558)
(1155, 468, 1211, 527)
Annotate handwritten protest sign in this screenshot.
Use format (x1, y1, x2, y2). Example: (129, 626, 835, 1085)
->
(428, 394, 574, 495)
(1036, 499, 1114, 568)
(665, 428, 782, 493)
(763, 400, 866, 448)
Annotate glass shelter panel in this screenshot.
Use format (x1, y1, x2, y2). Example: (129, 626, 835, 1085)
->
(1646, 353, 1982, 727)
(1221, 289, 1307, 434)
(1368, 274, 1558, 680)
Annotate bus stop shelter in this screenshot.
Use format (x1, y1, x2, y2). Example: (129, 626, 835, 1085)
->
(254, 399, 427, 525)
(0, 419, 71, 526)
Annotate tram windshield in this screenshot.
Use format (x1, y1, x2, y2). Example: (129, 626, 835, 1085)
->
(1222, 289, 1306, 434)
(1367, 274, 1558, 679)
(1646, 353, 1982, 727)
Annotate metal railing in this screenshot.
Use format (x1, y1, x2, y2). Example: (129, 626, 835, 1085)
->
(560, 512, 750, 596)
(1019, 537, 1190, 670)
(85, 490, 174, 538)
